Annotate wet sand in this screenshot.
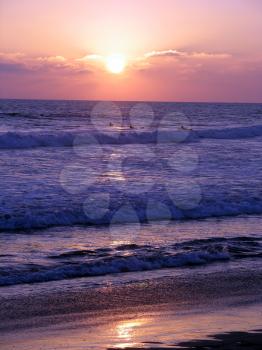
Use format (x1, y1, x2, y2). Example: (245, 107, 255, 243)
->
(0, 268, 262, 349)
(107, 331, 262, 350)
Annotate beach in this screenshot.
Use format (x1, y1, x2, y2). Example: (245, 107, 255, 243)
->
(1, 263, 262, 349)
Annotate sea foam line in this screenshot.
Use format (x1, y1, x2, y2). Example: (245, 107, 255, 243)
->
(0, 124, 262, 149)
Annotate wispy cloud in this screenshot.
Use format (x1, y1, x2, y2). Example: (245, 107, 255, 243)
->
(140, 49, 232, 60)
(0, 53, 92, 74)
(144, 49, 182, 58)
(143, 49, 231, 60)
(76, 54, 103, 62)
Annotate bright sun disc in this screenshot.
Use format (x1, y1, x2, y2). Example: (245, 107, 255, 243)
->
(106, 54, 126, 74)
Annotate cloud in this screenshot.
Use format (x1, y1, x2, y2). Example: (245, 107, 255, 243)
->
(76, 54, 103, 62)
(128, 49, 233, 75)
(130, 49, 235, 75)
(0, 62, 28, 74)
(0, 52, 92, 74)
(0, 49, 232, 76)
(144, 49, 182, 58)
(0, 53, 30, 74)
(36, 55, 66, 63)
(0, 52, 25, 62)
(143, 49, 231, 60)
(1, 50, 262, 102)
(190, 52, 231, 59)
(0, 49, 261, 83)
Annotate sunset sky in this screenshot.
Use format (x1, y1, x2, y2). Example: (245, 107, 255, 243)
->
(1, 0, 262, 102)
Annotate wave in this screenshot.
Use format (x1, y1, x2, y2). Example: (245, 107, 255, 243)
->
(197, 125, 262, 139)
(1, 236, 261, 286)
(0, 124, 262, 150)
(1, 195, 262, 231)
(0, 131, 76, 149)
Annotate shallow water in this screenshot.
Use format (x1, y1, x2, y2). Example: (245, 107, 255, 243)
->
(0, 214, 261, 287)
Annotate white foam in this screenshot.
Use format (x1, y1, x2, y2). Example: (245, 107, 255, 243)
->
(0, 124, 262, 150)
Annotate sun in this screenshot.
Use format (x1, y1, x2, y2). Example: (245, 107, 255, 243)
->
(106, 54, 126, 74)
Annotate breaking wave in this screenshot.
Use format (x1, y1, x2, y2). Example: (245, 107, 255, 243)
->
(0, 124, 262, 149)
(0, 195, 262, 231)
(1, 236, 261, 286)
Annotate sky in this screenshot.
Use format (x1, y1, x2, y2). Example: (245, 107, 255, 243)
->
(0, 0, 262, 102)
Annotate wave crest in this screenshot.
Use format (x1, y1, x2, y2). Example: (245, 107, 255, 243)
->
(0, 124, 262, 150)
(1, 236, 260, 286)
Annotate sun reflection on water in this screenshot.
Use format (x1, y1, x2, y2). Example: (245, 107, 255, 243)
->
(115, 320, 144, 348)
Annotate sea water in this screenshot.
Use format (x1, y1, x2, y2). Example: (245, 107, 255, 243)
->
(0, 99, 261, 287)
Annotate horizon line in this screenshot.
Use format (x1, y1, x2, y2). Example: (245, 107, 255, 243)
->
(1, 97, 262, 105)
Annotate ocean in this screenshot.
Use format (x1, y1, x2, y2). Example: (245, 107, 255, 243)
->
(0, 99, 262, 289)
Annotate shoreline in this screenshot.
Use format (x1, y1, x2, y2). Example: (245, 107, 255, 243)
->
(1, 295, 261, 349)
(0, 266, 262, 349)
(1, 267, 262, 325)
(0, 265, 262, 332)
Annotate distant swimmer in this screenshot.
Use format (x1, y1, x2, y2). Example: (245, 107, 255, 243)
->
(181, 125, 192, 131)
(109, 122, 114, 127)
(129, 124, 134, 129)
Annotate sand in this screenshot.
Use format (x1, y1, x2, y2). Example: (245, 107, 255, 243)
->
(0, 268, 262, 349)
